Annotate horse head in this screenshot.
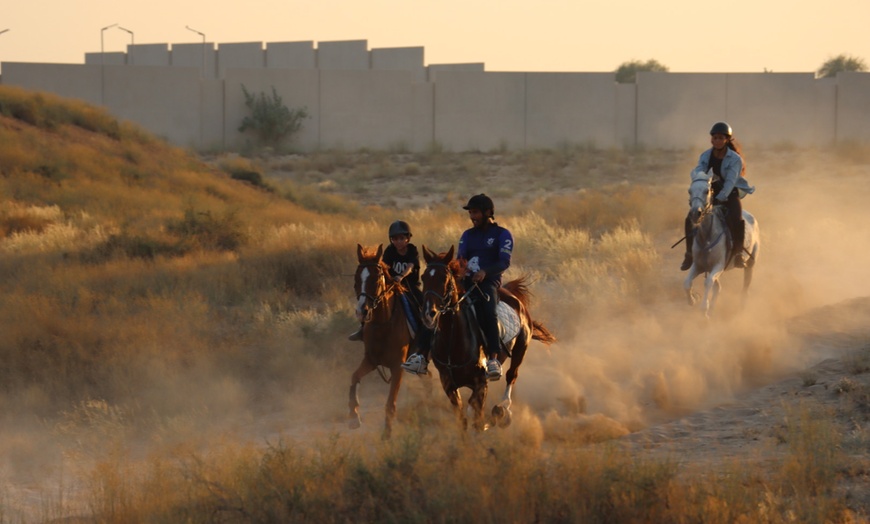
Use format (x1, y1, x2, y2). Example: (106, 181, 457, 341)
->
(688, 168, 714, 225)
(420, 245, 460, 330)
(354, 243, 387, 322)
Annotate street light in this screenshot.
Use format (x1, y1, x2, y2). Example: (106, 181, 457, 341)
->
(100, 23, 118, 65)
(100, 23, 118, 105)
(118, 26, 134, 65)
(185, 25, 206, 78)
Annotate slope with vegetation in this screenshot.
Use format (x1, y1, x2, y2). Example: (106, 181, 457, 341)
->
(1, 86, 869, 522)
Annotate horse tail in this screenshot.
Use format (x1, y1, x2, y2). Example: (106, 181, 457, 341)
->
(503, 276, 532, 307)
(531, 320, 556, 345)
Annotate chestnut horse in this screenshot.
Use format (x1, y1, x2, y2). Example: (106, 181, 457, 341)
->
(348, 244, 413, 439)
(420, 245, 555, 430)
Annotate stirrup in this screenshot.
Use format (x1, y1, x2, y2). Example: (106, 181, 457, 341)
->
(733, 253, 746, 268)
(347, 329, 363, 341)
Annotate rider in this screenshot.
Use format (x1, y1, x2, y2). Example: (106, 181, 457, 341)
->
(402, 195, 514, 380)
(681, 121, 755, 271)
(349, 221, 432, 355)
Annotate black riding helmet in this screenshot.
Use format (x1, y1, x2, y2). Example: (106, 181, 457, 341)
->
(388, 220, 412, 238)
(709, 121, 732, 137)
(462, 194, 495, 216)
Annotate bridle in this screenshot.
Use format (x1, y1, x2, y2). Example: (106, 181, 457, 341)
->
(423, 261, 482, 373)
(355, 262, 394, 322)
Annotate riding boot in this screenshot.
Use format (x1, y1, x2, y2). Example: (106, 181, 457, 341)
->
(732, 220, 746, 268)
(348, 323, 364, 341)
(680, 233, 694, 271)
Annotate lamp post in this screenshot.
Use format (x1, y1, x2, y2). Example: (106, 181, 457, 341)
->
(118, 26, 134, 64)
(100, 23, 118, 105)
(185, 25, 206, 78)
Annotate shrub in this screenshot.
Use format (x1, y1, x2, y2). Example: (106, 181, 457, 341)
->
(238, 85, 309, 150)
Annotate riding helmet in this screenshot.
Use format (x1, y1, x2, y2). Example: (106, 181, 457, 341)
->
(709, 121, 733, 137)
(388, 220, 412, 238)
(462, 194, 495, 214)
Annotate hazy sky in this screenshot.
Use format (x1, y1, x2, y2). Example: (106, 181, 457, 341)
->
(2, 0, 868, 74)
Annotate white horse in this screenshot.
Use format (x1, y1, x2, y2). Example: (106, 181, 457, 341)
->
(683, 169, 760, 317)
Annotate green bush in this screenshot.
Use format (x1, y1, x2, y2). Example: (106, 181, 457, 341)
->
(238, 85, 309, 150)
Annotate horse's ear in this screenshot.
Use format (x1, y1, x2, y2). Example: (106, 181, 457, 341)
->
(446, 245, 455, 261)
(357, 243, 364, 262)
(376, 243, 384, 260)
(422, 244, 433, 263)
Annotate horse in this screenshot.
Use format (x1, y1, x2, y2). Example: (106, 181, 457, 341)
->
(348, 243, 413, 439)
(683, 169, 760, 317)
(420, 245, 556, 430)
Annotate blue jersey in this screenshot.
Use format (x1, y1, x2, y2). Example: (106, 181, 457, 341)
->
(457, 223, 513, 286)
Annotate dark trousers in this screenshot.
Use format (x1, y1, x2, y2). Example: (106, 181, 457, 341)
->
(465, 279, 501, 360)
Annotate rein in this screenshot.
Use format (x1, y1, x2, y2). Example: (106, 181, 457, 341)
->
(424, 263, 483, 376)
(356, 262, 398, 323)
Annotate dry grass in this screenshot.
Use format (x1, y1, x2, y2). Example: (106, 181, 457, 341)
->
(1, 86, 869, 522)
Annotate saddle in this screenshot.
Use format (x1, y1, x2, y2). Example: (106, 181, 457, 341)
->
(463, 291, 522, 350)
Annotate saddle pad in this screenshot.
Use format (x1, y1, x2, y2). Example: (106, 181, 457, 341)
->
(497, 302, 521, 344)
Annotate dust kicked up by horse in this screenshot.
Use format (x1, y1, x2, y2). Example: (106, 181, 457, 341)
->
(683, 169, 760, 317)
(348, 244, 414, 438)
(420, 245, 555, 430)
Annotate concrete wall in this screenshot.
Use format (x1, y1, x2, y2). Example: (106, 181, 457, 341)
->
(319, 70, 415, 150)
(371, 46, 425, 83)
(316, 40, 369, 70)
(84, 52, 127, 66)
(525, 73, 617, 148)
(171, 42, 217, 78)
(223, 68, 320, 151)
(266, 41, 316, 69)
(2, 62, 102, 106)
(127, 44, 170, 66)
(836, 72, 870, 142)
(103, 65, 203, 146)
(434, 71, 526, 151)
(3, 45, 870, 152)
(218, 42, 265, 78)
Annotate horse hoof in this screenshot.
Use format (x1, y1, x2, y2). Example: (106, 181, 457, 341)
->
(348, 417, 361, 430)
(492, 405, 512, 428)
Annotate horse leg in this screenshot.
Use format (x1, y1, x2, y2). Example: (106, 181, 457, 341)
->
(349, 358, 375, 429)
(492, 341, 526, 428)
(382, 364, 404, 440)
(469, 378, 489, 432)
(704, 269, 724, 318)
(684, 268, 699, 306)
(441, 375, 467, 430)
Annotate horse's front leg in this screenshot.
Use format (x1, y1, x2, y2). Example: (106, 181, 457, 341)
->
(468, 378, 489, 432)
(382, 364, 404, 440)
(703, 269, 723, 318)
(684, 268, 700, 306)
(349, 358, 375, 429)
(441, 375, 467, 430)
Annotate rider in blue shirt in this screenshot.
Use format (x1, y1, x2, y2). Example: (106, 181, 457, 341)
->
(457, 194, 513, 381)
(402, 194, 513, 380)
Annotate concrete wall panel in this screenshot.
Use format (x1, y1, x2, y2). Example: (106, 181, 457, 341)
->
(525, 73, 616, 148)
(637, 73, 727, 149)
(201, 79, 225, 149)
(85, 52, 126, 65)
(316, 40, 368, 70)
(266, 41, 316, 69)
(726, 73, 816, 146)
(223, 68, 320, 151)
(319, 70, 414, 150)
(171, 43, 217, 78)
(103, 66, 202, 146)
(218, 42, 265, 77)
(813, 77, 837, 145)
(412, 81, 434, 151)
(2, 63, 102, 106)
(427, 63, 484, 82)
(616, 83, 636, 148)
(434, 71, 525, 151)
(371, 46, 425, 83)
(836, 72, 870, 142)
(127, 44, 170, 66)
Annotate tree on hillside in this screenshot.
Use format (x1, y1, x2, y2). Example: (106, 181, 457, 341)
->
(615, 59, 669, 83)
(816, 54, 867, 78)
(238, 85, 310, 150)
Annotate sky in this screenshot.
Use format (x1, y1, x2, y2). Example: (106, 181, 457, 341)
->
(1, 0, 869, 75)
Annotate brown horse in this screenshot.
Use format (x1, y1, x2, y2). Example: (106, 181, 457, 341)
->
(348, 244, 413, 439)
(420, 245, 555, 430)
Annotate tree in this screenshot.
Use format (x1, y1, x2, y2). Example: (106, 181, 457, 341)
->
(238, 85, 309, 149)
(816, 54, 867, 78)
(615, 59, 669, 83)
